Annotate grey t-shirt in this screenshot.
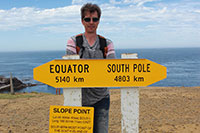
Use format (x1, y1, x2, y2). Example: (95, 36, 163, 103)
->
(66, 33, 115, 105)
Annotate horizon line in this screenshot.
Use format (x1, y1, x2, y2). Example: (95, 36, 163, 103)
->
(0, 46, 200, 53)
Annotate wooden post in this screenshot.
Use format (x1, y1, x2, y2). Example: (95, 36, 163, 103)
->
(62, 55, 82, 106)
(10, 72, 15, 95)
(121, 53, 139, 133)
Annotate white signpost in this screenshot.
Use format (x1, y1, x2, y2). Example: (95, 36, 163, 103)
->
(62, 55, 81, 106)
(121, 53, 139, 133)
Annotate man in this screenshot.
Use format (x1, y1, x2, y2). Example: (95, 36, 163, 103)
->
(66, 3, 115, 133)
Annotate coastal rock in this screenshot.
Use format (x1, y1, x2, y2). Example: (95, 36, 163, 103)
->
(12, 77, 27, 89)
(0, 76, 30, 92)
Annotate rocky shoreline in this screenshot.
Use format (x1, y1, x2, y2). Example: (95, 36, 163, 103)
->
(0, 76, 36, 92)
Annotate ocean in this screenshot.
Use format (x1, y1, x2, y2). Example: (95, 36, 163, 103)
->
(0, 47, 200, 94)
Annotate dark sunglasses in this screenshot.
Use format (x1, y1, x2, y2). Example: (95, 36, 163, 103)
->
(83, 17, 99, 22)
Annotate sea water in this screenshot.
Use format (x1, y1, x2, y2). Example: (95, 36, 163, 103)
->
(0, 47, 199, 94)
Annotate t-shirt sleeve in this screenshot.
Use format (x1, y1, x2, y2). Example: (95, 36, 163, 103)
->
(66, 37, 77, 55)
(106, 39, 116, 59)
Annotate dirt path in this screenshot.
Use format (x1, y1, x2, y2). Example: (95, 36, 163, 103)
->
(0, 87, 200, 133)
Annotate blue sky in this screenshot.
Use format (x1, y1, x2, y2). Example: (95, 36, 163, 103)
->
(0, 0, 200, 52)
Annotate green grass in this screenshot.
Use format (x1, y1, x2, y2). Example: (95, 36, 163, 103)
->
(0, 93, 36, 99)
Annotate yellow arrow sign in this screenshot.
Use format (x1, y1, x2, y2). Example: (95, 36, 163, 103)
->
(33, 59, 167, 88)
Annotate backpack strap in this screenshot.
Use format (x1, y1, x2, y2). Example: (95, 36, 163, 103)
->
(98, 35, 107, 59)
(75, 34, 84, 58)
(75, 34, 108, 59)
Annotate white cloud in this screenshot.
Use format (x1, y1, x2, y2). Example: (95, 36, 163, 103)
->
(123, 0, 158, 6)
(0, 0, 200, 42)
(72, 0, 85, 5)
(72, 0, 100, 5)
(39, 24, 83, 34)
(194, 10, 200, 13)
(109, 0, 122, 4)
(0, 5, 81, 30)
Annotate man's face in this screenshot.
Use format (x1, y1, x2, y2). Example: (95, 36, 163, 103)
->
(82, 11, 99, 34)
